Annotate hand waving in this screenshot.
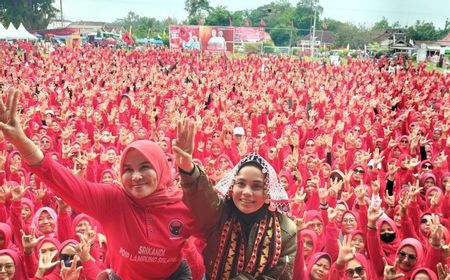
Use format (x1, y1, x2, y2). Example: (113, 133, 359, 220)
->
(172, 118, 196, 173)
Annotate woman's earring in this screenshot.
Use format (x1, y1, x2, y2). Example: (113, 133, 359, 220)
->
(264, 198, 270, 204)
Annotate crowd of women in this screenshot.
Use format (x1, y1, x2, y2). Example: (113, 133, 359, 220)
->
(0, 40, 449, 279)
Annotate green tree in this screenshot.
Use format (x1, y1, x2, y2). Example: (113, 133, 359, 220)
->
(0, 0, 58, 30)
(230, 10, 250, 27)
(372, 17, 391, 31)
(247, 1, 296, 46)
(293, 0, 323, 31)
(113, 11, 170, 39)
(407, 20, 443, 41)
(205, 6, 232, 26)
(185, 0, 211, 23)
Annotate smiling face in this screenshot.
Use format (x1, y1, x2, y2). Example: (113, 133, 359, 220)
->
(310, 257, 330, 280)
(351, 234, 365, 253)
(396, 245, 418, 271)
(121, 149, 158, 199)
(0, 254, 15, 280)
(231, 165, 266, 214)
(38, 211, 55, 234)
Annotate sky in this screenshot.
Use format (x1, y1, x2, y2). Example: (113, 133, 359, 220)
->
(56, 0, 449, 29)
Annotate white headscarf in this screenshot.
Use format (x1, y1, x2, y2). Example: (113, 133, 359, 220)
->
(214, 153, 290, 214)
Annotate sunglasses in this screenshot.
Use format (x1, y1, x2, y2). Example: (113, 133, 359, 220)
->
(345, 266, 365, 278)
(353, 169, 364, 174)
(422, 164, 433, 169)
(306, 143, 315, 147)
(398, 251, 417, 261)
(400, 140, 408, 144)
(420, 218, 431, 224)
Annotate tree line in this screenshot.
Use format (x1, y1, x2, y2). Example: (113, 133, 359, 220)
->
(0, 0, 449, 48)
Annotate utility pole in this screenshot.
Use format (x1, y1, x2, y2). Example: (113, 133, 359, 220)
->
(60, 0, 63, 28)
(310, 7, 316, 57)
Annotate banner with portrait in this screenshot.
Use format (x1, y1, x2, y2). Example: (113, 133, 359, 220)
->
(199, 26, 234, 53)
(169, 25, 200, 50)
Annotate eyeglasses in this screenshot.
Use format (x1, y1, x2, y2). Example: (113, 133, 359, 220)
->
(308, 222, 323, 229)
(398, 251, 417, 261)
(345, 266, 365, 278)
(422, 164, 433, 169)
(353, 169, 364, 174)
(342, 218, 356, 224)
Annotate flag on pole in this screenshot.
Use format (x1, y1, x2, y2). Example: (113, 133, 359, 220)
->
(122, 26, 134, 45)
(260, 19, 266, 27)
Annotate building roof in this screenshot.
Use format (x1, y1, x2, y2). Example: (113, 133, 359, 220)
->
(371, 28, 406, 43)
(437, 32, 450, 46)
(302, 30, 336, 44)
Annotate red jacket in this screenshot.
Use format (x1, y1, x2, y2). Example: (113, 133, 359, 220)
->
(28, 141, 195, 280)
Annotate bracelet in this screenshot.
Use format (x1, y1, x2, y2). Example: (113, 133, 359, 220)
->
(367, 225, 377, 231)
(21, 147, 40, 159)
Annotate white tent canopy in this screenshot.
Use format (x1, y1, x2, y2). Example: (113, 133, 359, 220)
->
(4, 22, 17, 40)
(1, 22, 38, 40)
(0, 23, 6, 39)
(16, 23, 37, 40)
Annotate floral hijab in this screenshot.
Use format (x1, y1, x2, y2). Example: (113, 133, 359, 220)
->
(214, 153, 290, 214)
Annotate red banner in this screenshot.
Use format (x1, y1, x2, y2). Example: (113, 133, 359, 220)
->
(234, 27, 267, 43)
(199, 26, 234, 53)
(169, 25, 200, 50)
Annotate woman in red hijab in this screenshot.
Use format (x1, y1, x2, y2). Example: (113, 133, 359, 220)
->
(0, 249, 29, 280)
(0, 89, 195, 279)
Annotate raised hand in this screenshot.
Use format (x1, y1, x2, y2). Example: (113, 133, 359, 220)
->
(437, 262, 450, 280)
(384, 190, 396, 209)
(294, 211, 310, 231)
(408, 157, 420, 169)
(21, 229, 45, 255)
(318, 185, 328, 204)
(430, 191, 442, 207)
(55, 196, 69, 214)
(172, 118, 196, 173)
(76, 233, 93, 262)
(60, 255, 83, 280)
(337, 235, 356, 265)
(327, 207, 338, 222)
(355, 185, 367, 205)
(0, 88, 27, 144)
(36, 250, 59, 277)
(429, 214, 444, 248)
(291, 188, 306, 205)
(33, 185, 47, 202)
(0, 185, 11, 204)
(11, 183, 29, 202)
(367, 204, 383, 224)
(329, 177, 343, 194)
(383, 258, 404, 280)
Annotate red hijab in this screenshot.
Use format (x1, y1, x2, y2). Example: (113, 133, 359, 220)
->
(0, 249, 29, 280)
(119, 140, 182, 207)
